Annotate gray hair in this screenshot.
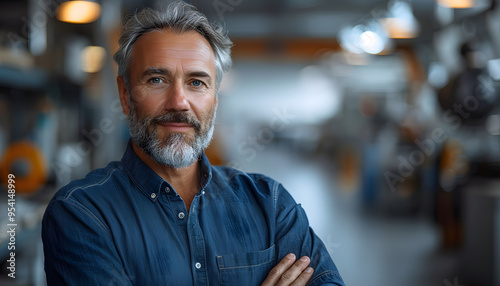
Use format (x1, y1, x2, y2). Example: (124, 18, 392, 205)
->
(113, 1, 232, 91)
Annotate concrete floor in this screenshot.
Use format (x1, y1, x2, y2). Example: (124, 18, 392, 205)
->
(231, 144, 464, 286)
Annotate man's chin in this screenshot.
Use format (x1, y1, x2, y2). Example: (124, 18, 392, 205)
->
(152, 145, 200, 169)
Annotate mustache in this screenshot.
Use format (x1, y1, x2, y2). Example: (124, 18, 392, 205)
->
(152, 112, 201, 131)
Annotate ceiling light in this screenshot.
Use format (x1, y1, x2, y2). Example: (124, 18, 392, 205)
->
(380, 1, 419, 39)
(437, 0, 475, 9)
(359, 31, 385, 54)
(57, 1, 101, 24)
(338, 20, 390, 55)
(380, 18, 419, 39)
(81, 46, 106, 73)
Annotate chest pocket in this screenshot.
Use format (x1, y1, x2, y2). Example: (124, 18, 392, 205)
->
(216, 244, 276, 286)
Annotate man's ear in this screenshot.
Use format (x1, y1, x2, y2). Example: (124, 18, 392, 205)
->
(117, 76, 131, 116)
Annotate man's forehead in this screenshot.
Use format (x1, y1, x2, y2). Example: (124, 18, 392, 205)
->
(133, 29, 215, 59)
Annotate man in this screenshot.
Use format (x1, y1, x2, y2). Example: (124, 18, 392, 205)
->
(42, 2, 345, 285)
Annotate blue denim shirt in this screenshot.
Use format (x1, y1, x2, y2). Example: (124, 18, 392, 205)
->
(42, 141, 345, 285)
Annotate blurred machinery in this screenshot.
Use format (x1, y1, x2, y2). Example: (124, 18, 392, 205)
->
(0, 0, 499, 285)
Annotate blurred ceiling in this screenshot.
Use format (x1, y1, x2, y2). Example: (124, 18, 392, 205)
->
(189, 0, 437, 39)
(0, 0, 495, 59)
(0, 0, 27, 40)
(1, 0, 494, 44)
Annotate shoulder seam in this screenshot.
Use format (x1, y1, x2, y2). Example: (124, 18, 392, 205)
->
(65, 167, 119, 199)
(53, 167, 120, 238)
(63, 197, 113, 237)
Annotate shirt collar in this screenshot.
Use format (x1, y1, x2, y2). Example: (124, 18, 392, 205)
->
(199, 150, 213, 190)
(121, 140, 213, 201)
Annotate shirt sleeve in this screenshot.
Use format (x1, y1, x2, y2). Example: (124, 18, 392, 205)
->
(42, 195, 133, 286)
(274, 182, 346, 286)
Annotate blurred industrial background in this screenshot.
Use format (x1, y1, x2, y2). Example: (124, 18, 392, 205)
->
(1, 0, 500, 285)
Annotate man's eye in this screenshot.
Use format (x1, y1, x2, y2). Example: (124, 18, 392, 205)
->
(191, 80, 203, 87)
(150, 78, 163, 84)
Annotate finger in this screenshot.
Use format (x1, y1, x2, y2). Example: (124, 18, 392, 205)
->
(290, 267, 314, 286)
(261, 253, 296, 286)
(276, 256, 311, 286)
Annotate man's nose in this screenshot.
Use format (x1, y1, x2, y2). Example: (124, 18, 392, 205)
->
(165, 81, 189, 112)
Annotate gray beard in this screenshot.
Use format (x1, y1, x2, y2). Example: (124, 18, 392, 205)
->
(128, 106, 216, 169)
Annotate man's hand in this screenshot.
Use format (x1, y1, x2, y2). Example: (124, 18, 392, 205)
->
(261, 253, 314, 286)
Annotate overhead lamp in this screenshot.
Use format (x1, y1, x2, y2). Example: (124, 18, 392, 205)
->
(359, 31, 386, 55)
(338, 20, 390, 56)
(437, 0, 475, 9)
(81, 46, 106, 73)
(380, 0, 419, 39)
(380, 18, 419, 39)
(57, 0, 101, 24)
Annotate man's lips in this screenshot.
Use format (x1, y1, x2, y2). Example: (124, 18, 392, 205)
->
(157, 122, 193, 131)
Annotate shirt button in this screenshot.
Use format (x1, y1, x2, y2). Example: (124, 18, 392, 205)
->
(165, 187, 170, 193)
(195, 262, 201, 269)
(178, 212, 185, 219)
(201, 190, 205, 195)
(150, 193, 157, 199)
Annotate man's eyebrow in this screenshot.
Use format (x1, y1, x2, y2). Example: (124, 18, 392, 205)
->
(187, 71, 211, 78)
(142, 67, 171, 77)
